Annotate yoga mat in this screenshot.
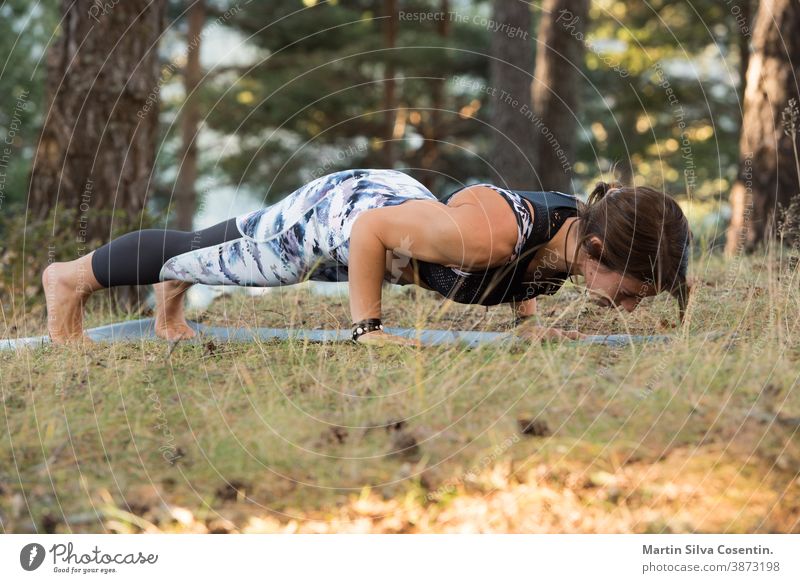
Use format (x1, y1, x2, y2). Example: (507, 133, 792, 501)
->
(0, 318, 675, 351)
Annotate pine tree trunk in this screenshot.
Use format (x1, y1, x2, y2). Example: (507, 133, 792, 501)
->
(175, 0, 206, 231)
(489, 0, 534, 189)
(738, 0, 752, 107)
(725, 0, 800, 254)
(382, 0, 398, 169)
(530, 0, 588, 193)
(29, 0, 167, 239)
(419, 0, 450, 190)
(28, 0, 167, 309)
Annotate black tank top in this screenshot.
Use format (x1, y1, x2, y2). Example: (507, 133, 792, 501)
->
(413, 185, 580, 306)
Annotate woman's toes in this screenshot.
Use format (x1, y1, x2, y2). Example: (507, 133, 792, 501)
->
(155, 321, 196, 341)
(175, 325, 197, 340)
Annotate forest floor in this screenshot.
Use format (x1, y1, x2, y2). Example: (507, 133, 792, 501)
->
(1, 252, 799, 533)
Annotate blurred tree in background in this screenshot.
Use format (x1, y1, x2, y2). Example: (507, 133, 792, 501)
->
(726, 0, 800, 253)
(2, 0, 168, 312)
(488, 0, 534, 189)
(28, 0, 168, 242)
(531, 0, 589, 194)
(173, 0, 207, 230)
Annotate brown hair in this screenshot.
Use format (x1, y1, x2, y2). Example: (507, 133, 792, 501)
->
(575, 181, 692, 320)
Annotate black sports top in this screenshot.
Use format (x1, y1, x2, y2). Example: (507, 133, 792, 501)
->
(413, 184, 581, 306)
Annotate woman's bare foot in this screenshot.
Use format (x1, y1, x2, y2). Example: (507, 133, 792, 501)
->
(42, 254, 103, 344)
(153, 280, 196, 341)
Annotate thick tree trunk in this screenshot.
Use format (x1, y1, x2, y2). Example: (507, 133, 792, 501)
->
(725, 0, 800, 255)
(174, 0, 206, 231)
(419, 0, 450, 190)
(28, 0, 167, 309)
(382, 0, 398, 169)
(530, 0, 588, 193)
(489, 0, 534, 189)
(29, 0, 167, 239)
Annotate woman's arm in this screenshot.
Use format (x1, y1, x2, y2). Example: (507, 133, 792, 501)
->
(348, 197, 518, 344)
(347, 212, 389, 324)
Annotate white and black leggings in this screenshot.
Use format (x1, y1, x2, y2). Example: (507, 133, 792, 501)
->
(89, 169, 437, 288)
(90, 217, 241, 287)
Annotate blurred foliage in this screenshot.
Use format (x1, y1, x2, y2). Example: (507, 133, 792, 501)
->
(578, 0, 744, 200)
(0, 0, 58, 211)
(156, 0, 497, 203)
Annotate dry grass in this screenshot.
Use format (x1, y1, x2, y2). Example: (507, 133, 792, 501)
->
(1, 250, 799, 533)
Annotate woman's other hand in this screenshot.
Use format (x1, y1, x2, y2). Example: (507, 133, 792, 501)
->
(355, 329, 422, 347)
(513, 322, 586, 343)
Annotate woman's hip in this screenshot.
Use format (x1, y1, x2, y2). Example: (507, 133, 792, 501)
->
(160, 169, 436, 286)
(235, 168, 436, 243)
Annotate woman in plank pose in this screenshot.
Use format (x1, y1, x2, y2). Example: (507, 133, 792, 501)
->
(42, 168, 691, 345)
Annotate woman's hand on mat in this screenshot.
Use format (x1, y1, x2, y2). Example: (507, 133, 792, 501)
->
(356, 329, 421, 347)
(514, 323, 586, 343)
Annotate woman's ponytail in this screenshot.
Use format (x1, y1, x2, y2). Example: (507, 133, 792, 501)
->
(587, 181, 622, 205)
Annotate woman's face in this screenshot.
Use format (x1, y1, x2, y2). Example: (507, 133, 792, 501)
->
(581, 257, 656, 312)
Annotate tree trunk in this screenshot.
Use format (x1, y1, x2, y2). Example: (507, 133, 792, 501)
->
(382, 0, 398, 169)
(530, 0, 588, 193)
(29, 0, 167, 238)
(725, 0, 800, 255)
(419, 0, 450, 190)
(28, 0, 167, 309)
(175, 0, 206, 231)
(489, 0, 534, 189)
(738, 0, 752, 107)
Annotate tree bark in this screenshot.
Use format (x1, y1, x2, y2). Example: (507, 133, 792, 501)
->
(530, 0, 588, 193)
(725, 0, 800, 254)
(174, 0, 206, 231)
(738, 0, 752, 107)
(382, 0, 398, 169)
(489, 0, 534, 189)
(419, 0, 450, 190)
(29, 0, 167, 239)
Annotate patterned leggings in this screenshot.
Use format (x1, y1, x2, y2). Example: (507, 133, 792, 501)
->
(90, 169, 436, 288)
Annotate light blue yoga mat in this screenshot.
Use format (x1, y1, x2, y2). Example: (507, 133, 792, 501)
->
(0, 318, 674, 351)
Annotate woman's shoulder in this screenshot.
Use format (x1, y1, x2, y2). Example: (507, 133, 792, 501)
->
(440, 184, 528, 264)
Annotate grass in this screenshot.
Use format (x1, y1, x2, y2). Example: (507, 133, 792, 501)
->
(1, 250, 799, 533)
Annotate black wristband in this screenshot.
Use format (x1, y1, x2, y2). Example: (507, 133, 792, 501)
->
(352, 318, 384, 342)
